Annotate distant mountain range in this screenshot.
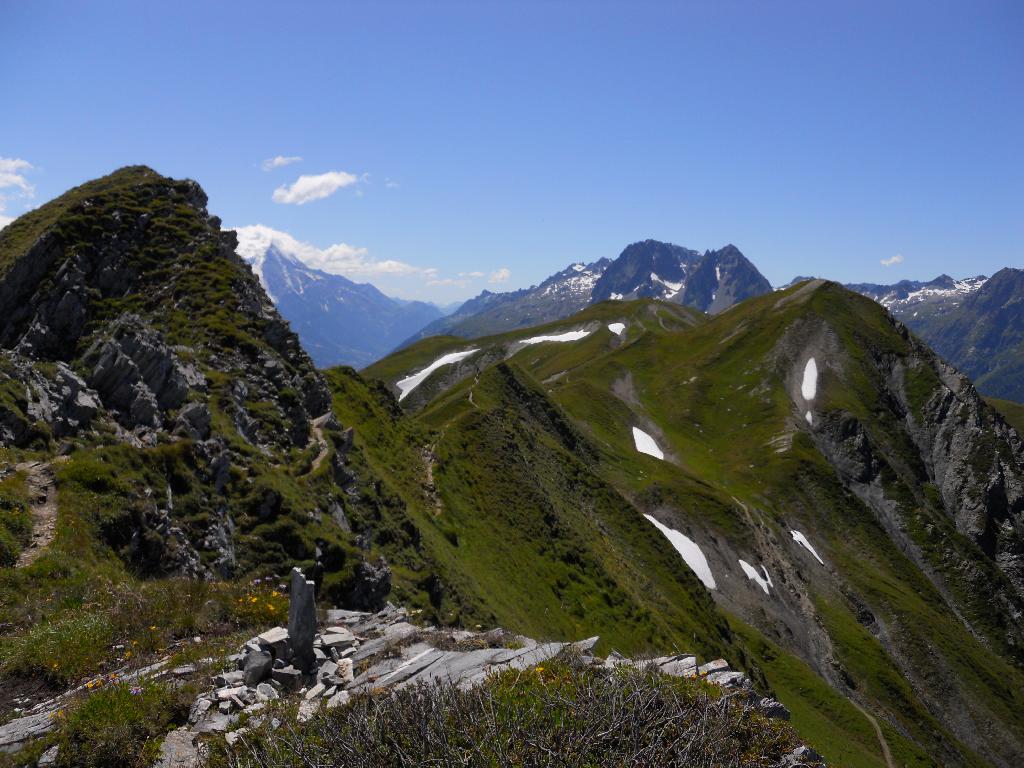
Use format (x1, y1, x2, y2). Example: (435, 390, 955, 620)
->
(232, 230, 1023, 402)
(236, 237, 444, 368)
(839, 270, 1024, 401)
(404, 240, 773, 345)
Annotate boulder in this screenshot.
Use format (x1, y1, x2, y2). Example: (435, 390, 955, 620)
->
(255, 683, 279, 702)
(271, 666, 303, 692)
(242, 651, 273, 686)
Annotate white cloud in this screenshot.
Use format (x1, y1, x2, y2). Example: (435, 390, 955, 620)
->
(459, 271, 485, 278)
(232, 224, 428, 279)
(261, 155, 302, 171)
(427, 276, 472, 287)
(385, 178, 400, 189)
(0, 157, 35, 230)
(272, 170, 359, 205)
(880, 254, 904, 267)
(489, 267, 511, 284)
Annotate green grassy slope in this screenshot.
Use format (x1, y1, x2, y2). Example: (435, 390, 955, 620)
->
(986, 396, 1024, 434)
(360, 280, 1024, 767)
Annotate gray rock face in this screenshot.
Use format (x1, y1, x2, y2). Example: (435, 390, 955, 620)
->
(288, 568, 317, 672)
(83, 315, 195, 429)
(346, 556, 392, 611)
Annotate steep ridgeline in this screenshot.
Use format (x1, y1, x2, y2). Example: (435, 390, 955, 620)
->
(234, 229, 443, 368)
(403, 240, 772, 346)
(360, 283, 1024, 767)
(0, 167, 406, 605)
(847, 270, 1024, 400)
(405, 258, 612, 345)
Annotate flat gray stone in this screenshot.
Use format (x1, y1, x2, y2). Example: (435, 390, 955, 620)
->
(257, 626, 289, 644)
(153, 728, 205, 767)
(325, 690, 350, 709)
(697, 659, 729, 675)
(37, 744, 59, 766)
(0, 711, 56, 754)
(325, 608, 370, 625)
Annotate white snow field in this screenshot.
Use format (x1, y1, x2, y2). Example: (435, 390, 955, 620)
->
(632, 427, 665, 460)
(801, 357, 818, 424)
(790, 530, 824, 565)
(802, 357, 818, 400)
(607, 322, 626, 336)
(738, 560, 773, 595)
(643, 514, 716, 590)
(396, 349, 479, 402)
(518, 329, 592, 346)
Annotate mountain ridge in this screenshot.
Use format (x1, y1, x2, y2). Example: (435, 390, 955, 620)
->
(234, 230, 444, 367)
(403, 239, 773, 347)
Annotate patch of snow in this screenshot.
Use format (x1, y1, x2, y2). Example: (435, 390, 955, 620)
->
(651, 272, 684, 294)
(715, 265, 721, 282)
(610, 292, 624, 300)
(790, 530, 824, 565)
(518, 329, 592, 346)
(572, 263, 585, 272)
(396, 349, 479, 402)
(738, 560, 773, 595)
(805, 411, 813, 425)
(607, 322, 626, 336)
(644, 514, 716, 590)
(632, 427, 664, 460)
(801, 358, 817, 401)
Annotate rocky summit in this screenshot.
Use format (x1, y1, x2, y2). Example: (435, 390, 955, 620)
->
(0, 168, 1022, 768)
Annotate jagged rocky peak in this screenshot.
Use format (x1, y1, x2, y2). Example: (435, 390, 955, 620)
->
(590, 239, 701, 302)
(0, 165, 333, 449)
(590, 239, 772, 312)
(0, 166, 367, 583)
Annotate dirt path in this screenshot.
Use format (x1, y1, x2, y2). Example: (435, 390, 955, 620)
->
(15, 461, 59, 568)
(307, 414, 332, 474)
(850, 700, 895, 768)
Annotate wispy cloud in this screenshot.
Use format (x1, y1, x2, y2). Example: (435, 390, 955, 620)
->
(384, 178, 400, 189)
(272, 170, 359, 205)
(880, 254, 904, 268)
(0, 157, 35, 229)
(261, 155, 302, 171)
(489, 267, 511, 284)
(233, 224, 427, 278)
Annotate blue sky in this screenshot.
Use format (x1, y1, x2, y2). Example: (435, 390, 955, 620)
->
(2, 1, 1021, 302)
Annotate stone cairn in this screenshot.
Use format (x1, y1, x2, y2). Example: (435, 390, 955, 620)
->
(0, 565, 821, 767)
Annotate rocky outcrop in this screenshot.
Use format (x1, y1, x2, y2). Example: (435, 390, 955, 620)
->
(0, 352, 101, 445)
(83, 315, 203, 430)
(345, 556, 392, 611)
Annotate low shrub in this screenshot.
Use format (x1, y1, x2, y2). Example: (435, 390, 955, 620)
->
(216, 658, 800, 768)
(53, 678, 194, 768)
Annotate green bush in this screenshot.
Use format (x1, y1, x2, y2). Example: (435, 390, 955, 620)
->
(215, 657, 801, 768)
(0, 612, 113, 684)
(53, 678, 193, 768)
